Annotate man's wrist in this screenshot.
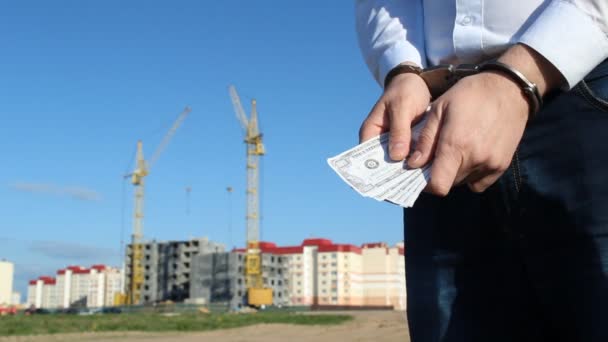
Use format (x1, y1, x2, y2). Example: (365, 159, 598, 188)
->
(384, 62, 423, 89)
(497, 44, 564, 96)
(478, 60, 542, 118)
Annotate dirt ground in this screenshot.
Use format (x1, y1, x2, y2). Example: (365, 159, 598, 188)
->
(0, 311, 410, 342)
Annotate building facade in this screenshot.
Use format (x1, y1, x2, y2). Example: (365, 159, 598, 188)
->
(127, 237, 224, 304)
(191, 239, 406, 310)
(0, 260, 14, 305)
(27, 265, 122, 309)
(189, 250, 290, 308)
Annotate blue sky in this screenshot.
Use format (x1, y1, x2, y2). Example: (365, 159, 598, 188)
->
(0, 1, 404, 296)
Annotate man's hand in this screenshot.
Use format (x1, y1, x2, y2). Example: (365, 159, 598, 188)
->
(407, 45, 563, 195)
(406, 71, 529, 195)
(359, 72, 431, 160)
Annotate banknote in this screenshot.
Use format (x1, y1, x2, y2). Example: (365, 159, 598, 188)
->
(327, 133, 410, 197)
(327, 119, 431, 208)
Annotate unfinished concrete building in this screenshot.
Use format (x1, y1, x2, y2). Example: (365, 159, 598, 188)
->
(189, 250, 289, 308)
(125, 237, 224, 304)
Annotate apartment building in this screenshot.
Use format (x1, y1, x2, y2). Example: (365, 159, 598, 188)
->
(192, 238, 406, 310)
(189, 250, 289, 308)
(0, 260, 14, 305)
(27, 265, 122, 309)
(129, 237, 224, 304)
(27, 276, 57, 308)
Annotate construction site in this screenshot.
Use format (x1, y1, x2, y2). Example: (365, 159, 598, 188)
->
(1, 3, 412, 341)
(23, 86, 407, 313)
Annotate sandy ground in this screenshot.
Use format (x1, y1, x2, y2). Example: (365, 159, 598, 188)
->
(0, 311, 410, 342)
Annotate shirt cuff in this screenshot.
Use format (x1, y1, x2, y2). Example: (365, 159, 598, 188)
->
(519, 0, 608, 89)
(378, 42, 426, 89)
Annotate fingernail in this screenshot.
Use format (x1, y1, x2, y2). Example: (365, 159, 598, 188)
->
(389, 143, 405, 160)
(409, 150, 422, 164)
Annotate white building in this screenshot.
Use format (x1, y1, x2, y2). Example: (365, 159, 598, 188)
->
(0, 260, 14, 305)
(27, 276, 57, 308)
(242, 238, 407, 310)
(28, 265, 123, 309)
(87, 265, 122, 307)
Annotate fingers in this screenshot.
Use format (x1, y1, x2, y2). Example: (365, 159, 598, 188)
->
(387, 102, 413, 161)
(359, 100, 387, 143)
(408, 106, 441, 168)
(467, 173, 502, 193)
(426, 141, 462, 197)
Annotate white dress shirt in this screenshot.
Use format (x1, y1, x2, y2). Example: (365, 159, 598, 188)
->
(356, 0, 608, 89)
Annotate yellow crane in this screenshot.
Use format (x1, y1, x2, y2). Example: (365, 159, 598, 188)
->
(124, 106, 192, 305)
(228, 85, 273, 307)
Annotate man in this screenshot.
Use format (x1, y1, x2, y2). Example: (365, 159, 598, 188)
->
(355, 1, 608, 341)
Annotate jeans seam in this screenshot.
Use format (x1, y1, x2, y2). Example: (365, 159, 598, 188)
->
(575, 80, 608, 112)
(511, 151, 522, 193)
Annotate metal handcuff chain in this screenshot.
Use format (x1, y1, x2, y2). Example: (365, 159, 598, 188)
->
(385, 62, 542, 119)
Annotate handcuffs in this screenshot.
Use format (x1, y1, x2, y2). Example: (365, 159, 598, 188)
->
(384, 61, 543, 118)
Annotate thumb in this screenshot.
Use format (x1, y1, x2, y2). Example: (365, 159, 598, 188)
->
(408, 107, 441, 168)
(388, 103, 413, 161)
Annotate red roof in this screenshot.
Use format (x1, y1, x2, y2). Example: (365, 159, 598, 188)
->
(233, 238, 403, 256)
(28, 280, 37, 285)
(37, 276, 56, 285)
(362, 242, 387, 249)
(302, 238, 333, 247)
(318, 244, 362, 254)
(72, 268, 90, 275)
(258, 242, 277, 250)
(57, 269, 66, 275)
(90, 264, 106, 271)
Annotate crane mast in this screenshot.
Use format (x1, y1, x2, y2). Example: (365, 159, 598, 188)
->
(229, 86, 272, 306)
(124, 106, 191, 305)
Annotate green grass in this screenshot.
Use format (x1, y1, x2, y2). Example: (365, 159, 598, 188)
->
(0, 312, 353, 336)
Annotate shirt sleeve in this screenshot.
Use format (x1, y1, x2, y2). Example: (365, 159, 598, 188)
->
(518, 0, 608, 88)
(355, 0, 426, 88)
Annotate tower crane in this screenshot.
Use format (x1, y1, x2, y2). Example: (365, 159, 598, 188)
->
(124, 106, 192, 305)
(228, 85, 273, 307)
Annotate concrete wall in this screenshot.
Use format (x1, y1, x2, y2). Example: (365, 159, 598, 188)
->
(129, 237, 225, 304)
(190, 252, 290, 308)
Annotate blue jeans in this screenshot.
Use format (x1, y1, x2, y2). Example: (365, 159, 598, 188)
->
(405, 60, 608, 342)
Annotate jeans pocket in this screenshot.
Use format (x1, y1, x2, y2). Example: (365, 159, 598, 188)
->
(574, 62, 608, 112)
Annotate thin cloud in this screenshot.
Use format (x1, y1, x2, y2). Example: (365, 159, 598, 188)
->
(28, 240, 117, 261)
(10, 182, 102, 201)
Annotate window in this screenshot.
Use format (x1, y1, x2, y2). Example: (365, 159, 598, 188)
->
(271, 280, 275, 285)
(271, 256, 275, 262)
(332, 253, 337, 258)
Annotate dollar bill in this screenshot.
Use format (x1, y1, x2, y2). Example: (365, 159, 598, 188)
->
(327, 119, 432, 208)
